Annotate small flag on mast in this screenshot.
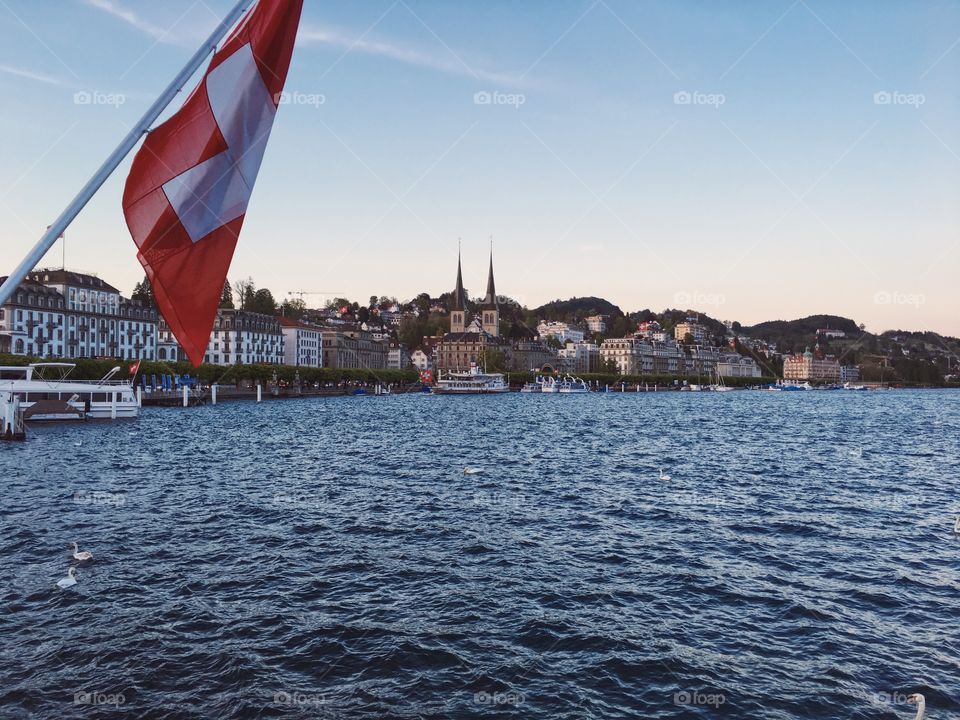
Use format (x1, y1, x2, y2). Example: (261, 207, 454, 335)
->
(123, 0, 304, 367)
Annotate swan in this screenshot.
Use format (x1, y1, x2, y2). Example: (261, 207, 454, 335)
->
(74, 441, 82, 447)
(56, 567, 77, 589)
(463, 467, 484, 475)
(658, 469, 671, 481)
(907, 693, 925, 720)
(954, 516, 960, 534)
(71, 542, 93, 561)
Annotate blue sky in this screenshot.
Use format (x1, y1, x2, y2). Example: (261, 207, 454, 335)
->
(0, 0, 958, 334)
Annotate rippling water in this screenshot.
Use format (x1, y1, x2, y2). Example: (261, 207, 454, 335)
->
(2, 390, 959, 719)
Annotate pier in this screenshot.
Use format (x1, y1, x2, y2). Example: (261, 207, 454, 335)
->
(1, 392, 26, 441)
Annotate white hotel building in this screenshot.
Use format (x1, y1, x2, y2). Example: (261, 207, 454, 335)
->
(160, 309, 284, 366)
(278, 317, 322, 367)
(0, 270, 157, 360)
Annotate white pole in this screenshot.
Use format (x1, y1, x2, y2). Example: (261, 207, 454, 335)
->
(257, 385, 262, 403)
(212, 384, 217, 405)
(183, 385, 189, 408)
(0, 0, 255, 307)
(111, 392, 117, 420)
(136, 385, 143, 407)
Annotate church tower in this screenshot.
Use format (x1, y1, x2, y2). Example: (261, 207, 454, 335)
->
(450, 247, 468, 333)
(480, 245, 499, 337)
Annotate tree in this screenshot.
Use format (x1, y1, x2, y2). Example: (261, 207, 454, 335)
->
(682, 332, 695, 345)
(412, 292, 432, 316)
(279, 298, 305, 320)
(219, 280, 235, 309)
(131, 275, 155, 306)
(234, 277, 255, 310)
(248, 287, 278, 315)
(477, 348, 507, 372)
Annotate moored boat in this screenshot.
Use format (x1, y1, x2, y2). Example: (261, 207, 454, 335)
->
(434, 366, 510, 394)
(0, 363, 139, 420)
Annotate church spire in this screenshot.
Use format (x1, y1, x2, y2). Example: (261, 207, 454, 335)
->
(481, 239, 497, 309)
(452, 240, 466, 311)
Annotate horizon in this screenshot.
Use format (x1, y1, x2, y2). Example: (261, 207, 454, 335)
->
(1, 1, 957, 336)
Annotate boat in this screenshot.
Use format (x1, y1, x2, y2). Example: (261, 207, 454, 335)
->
(433, 365, 510, 394)
(709, 370, 735, 392)
(540, 376, 560, 393)
(520, 376, 544, 393)
(843, 382, 868, 391)
(0, 363, 139, 420)
(557, 375, 590, 393)
(769, 380, 813, 391)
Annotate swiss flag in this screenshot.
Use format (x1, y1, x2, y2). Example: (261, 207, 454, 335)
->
(128, 359, 142, 377)
(123, 0, 303, 366)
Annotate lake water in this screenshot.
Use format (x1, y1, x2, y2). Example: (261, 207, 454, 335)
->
(2, 390, 959, 719)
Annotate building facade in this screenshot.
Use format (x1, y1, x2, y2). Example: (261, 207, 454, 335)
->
(279, 317, 323, 367)
(165, 309, 283, 366)
(321, 328, 388, 369)
(557, 341, 600, 374)
(0, 270, 158, 360)
(783, 346, 842, 382)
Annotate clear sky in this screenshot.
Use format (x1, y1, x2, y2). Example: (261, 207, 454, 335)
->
(1, 0, 958, 335)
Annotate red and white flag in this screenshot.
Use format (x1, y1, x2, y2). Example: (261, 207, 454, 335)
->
(128, 359, 142, 377)
(123, 0, 303, 367)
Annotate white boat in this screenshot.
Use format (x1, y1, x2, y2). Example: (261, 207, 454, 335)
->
(540, 376, 560, 394)
(0, 363, 139, 420)
(843, 382, 868, 391)
(557, 375, 590, 393)
(769, 380, 813, 391)
(709, 371, 735, 392)
(520, 376, 544, 393)
(434, 365, 510, 394)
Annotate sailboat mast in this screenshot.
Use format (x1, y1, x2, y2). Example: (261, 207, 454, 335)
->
(0, 0, 255, 307)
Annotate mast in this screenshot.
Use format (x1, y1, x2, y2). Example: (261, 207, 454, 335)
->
(0, 0, 256, 307)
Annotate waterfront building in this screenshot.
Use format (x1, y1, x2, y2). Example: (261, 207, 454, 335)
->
(436, 249, 510, 372)
(600, 337, 654, 375)
(1, 270, 158, 360)
(716, 353, 762, 378)
(0, 277, 66, 357)
(278, 317, 322, 367)
(388, 343, 411, 370)
(510, 341, 557, 372)
(783, 346, 841, 382)
(537, 321, 585, 344)
(321, 327, 388, 369)
(158, 310, 284, 366)
(557, 341, 600, 374)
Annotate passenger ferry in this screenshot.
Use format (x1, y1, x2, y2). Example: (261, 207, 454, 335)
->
(0, 363, 139, 420)
(433, 365, 510, 395)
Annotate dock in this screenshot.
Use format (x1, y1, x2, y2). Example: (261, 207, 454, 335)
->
(1, 392, 26, 441)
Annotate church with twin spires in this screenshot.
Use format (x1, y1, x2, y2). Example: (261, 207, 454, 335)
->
(435, 247, 510, 371)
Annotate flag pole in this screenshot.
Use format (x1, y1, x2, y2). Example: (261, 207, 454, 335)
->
(0, 0, 256, 307)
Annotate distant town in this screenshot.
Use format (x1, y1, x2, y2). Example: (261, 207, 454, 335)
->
(1, 256, 958, 386)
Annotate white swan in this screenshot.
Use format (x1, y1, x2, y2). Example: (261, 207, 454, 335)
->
(74, 441, 82, 447)
(954, 516, 960, 534)
(463, 467, 484, 475)
(56, 567, 77, 589)
(71, 542, 93, 561)
(658, 469, 671, 481)
(907, 693, 925, 720)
